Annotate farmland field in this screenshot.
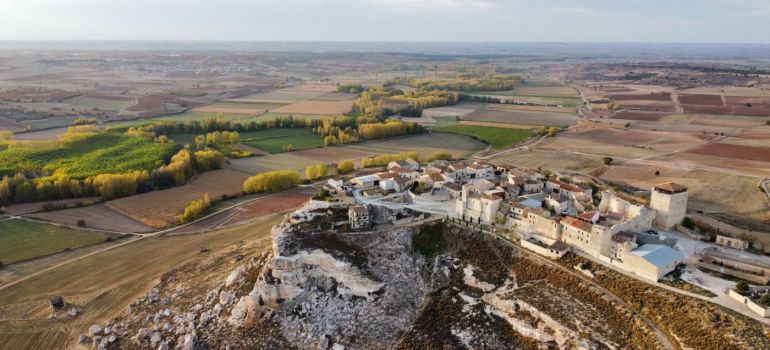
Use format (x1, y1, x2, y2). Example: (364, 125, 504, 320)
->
(64, 96, 135, 111)
(0, 133, 176, 178)
(104, 169, 248, 228)
(272, 100, 354, 115)
(233, 90, 327, 103)
(154, 111, 254, 122)
(0, 214, 283, 350)
(541, 127, 711, 159)
(30, 204, 154, 233)
(463, 104, 578, 127)
(0, 220, 111, 264)
(435, 125, 532, 149)
(489, 148, 604, 173)
(310, 92, 359, 101)
(228, 133, 485, 174)
(22, 116, 79, 131)
(238, 128, 323, 154)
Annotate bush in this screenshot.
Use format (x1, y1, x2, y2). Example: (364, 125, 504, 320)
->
(76, 219, 86, 227)
(336, 159, 355, 174)
(681, 217, 696, 230)
(179, 193, 211, 224)
(603, 157, 614, 165)
(736, 280, 750, 294)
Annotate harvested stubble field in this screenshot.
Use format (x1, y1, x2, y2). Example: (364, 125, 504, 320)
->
(540, 128, 711, 159)
(0, 214, 282, 350)
(310, 92, 359, 101)
(105, 169, 249, 228)
(597, 161, 770, 238)
(464, 104, 577, 127)
(608, 92, 672, 101)
(228, 133, 485, 174)
(679, 86, 770, 97)
(272, 100, 354, 115)
(489, 148, 604, 173)
(422, 104, 479, 118)
(285, 84, 338, 92)
(609, 110, 670, 121)
(0, 220, 112, 264)
(30, 204, 154, 233)
(234, 90, 327, 103)
(511, 86, 578, 96)
(64, 95, 135, 111)
(155, 111, 253, 122)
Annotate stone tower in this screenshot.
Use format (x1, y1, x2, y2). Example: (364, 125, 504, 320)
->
(650, 182, 688, 230)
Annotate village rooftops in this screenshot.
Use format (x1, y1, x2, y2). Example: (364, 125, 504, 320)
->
(612, 231, 637, 243)
(390, 166, 417, 174)
(394, 176, 412, 186)
(349, 205, 368, 214)
(377, 172, 398, 180)
(562, 216, 593, 232)
(428, 173, 444, 182)
(654, 182, 688, 194)
(444, 182, 462, 191)
(519, 198, 542, 208)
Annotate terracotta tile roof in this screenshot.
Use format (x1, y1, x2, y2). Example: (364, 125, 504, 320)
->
(350, 205, 368, 214)
(444, 182, 462, 191)
(377, 172, 398, 180)
(579, 211, 597, 221)
(655, 182, 688, 192)
(429, 173, 444, 181)
(563, 217, 592, 232)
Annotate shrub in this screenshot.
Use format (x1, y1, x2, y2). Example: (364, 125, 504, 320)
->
(736, 280, 750, 294)
(681, 217, 696, 230)
(603, 157, 614, 165)
(336, 159, 355, 174)
(179, 193, 211, 224)
(76, 219, 86, 227)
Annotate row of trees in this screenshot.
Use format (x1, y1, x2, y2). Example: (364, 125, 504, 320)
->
(305, 163, 328, 180)
(0, 147, 225, 204)
(243, 170, 300, 194)
(336, 83, 364, 93)
(411, 75, 522, 92)
(361, 151, 419, 168)
(358, 120, 423, 140)
(179, 193, 211, 224)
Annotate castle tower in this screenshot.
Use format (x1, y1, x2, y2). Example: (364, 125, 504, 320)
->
(650, 182, 688, 230)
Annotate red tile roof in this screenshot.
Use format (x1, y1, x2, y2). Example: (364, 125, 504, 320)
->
(655, 182, 688, 193)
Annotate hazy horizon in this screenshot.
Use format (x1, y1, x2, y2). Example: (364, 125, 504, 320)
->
(1, 0, 769, 43)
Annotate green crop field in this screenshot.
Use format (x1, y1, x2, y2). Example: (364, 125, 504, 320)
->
(435, 125, 532, 149)
(0, 133, 176, 178)
(0, 219, 110, 264)
(240, 128, 323, 154)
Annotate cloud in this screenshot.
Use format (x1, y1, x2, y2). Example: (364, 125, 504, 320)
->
(363, 0, 496, 11)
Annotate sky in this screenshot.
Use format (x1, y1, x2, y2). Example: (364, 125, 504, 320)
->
(0, 0, 769, 43)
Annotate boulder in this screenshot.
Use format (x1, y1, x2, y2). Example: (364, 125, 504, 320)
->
(88, 325, 102, 337)
(50, 296, 65, 309)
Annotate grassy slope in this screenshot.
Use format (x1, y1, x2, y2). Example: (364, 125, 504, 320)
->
(0, 220, 108, 264)
(0, 134, 176, 178)
(435, 125, 532, 149)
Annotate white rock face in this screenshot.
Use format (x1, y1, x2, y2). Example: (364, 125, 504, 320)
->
(224, 266, 245, 287)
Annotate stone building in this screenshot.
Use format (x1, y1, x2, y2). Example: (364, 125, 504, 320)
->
(650, 182, 688, 230)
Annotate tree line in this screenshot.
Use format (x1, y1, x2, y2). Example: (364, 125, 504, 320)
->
(361, 151, 419, 168)
(0, 147, 225, 204)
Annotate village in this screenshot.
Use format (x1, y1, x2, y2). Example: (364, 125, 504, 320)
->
(319, 157, 770, 320)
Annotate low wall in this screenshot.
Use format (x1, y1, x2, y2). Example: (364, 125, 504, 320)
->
(728, 289, 770, 317)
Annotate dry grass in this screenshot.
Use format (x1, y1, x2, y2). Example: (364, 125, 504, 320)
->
(0, 214, 281, 350)
(105, 169, 249, 228)
(272, 100, 354, 115)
